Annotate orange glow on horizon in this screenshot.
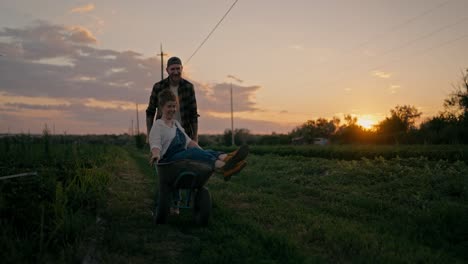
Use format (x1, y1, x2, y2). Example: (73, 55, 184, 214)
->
(357, 115, 378, 130)
(204, 110, 306, 125)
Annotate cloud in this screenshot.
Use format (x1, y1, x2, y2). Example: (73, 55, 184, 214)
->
(372, 70, 392, 79)
(0, 92, 71, 106)
(0, 91, 285, 135)
(289, 44, 304, 51)
(363, 49, 375, 57)
(0, 21, 277, 134)
(388, 84, 400, 94)
(0, 22, 152, 102)
(196, 82, 260, 113)
(70, 4, 95, 14)
(198, 114, 296, 135)
(67, 26, 97, 44)
(0, 96, 143, 133)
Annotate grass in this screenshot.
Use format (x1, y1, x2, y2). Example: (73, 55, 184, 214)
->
(0, 138, 117, 263)
(210, 144, 468, 162)
(215, 154, 467, 263)
(2, 139, 466, 263)
(118, 149, 467, 263)
(93, 147, 194, 263)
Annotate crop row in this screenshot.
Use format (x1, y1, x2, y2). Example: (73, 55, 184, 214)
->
(210, 144, 468, 162)
(0, 136, 119, 263)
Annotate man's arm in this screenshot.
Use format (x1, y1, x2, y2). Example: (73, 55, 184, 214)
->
(191, 123, 198, 142)
(188, 84, 199, 141)
(146, 115, 154, 139)
(146, 83, 159, 141)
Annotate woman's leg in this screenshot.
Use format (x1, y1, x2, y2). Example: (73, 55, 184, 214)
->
(214, 160, 225, 169)
(203, 150, 226, 161)
(169, 148, 219, 168)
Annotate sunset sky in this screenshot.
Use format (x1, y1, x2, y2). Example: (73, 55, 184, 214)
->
(1, 0, 467, 135)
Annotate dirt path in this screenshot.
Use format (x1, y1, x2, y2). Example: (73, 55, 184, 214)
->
(85, 149, 193, 264)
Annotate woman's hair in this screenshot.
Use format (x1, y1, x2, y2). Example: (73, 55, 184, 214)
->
(158, 89, 177, 107)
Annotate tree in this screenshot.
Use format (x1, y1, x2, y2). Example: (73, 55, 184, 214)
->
(444, 68, 468, 120)
(389, 105, 422, 131)
(290, 117, 339, 144)
(376, 105, 421, 144)
(416, 68, 468, 144)
(333, 115, 374, 144)
(344, 115, 357, 126)
(223, 128, 254, 146)
(419, 115, 459, 144)
(257, 133, 291, 145)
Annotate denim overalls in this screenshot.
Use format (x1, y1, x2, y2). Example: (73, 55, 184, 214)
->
(160, 127, 222, 169)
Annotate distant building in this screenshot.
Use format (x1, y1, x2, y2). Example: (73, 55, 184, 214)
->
(313, 137, 329, 145)
(291, 136, 306, 145)
(291, 136, 329, 145)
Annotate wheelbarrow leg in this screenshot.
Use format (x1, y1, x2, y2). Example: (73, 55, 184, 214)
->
(193, 187, 212, 226)
(155, 183, 171, 224)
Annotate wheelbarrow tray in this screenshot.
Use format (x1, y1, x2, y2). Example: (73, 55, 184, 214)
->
(156, 159, 214, 189)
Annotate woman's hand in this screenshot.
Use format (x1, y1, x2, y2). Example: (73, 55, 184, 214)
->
(187, 140, 202, 149)
(149, 148, 161, 165)
(149, 153, 160, 165)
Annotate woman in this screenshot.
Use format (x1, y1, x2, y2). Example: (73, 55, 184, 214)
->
(149, 89, 248, 180)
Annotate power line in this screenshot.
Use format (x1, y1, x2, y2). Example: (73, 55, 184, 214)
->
(378, 15, 468, 57)
(316, 0, 454, 68)
(344, 0, 453, 54)
(319, 31, 468, 90)
(185, 0, 239, 64)
(371, 32, 468, 71)
(315, 11, 468, 89)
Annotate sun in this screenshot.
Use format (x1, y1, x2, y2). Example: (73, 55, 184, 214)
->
(357, 116, 377, 130)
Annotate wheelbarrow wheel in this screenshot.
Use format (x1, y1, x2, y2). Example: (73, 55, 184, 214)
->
(155, 184, 170, 224)
(193, 187, 211, 225)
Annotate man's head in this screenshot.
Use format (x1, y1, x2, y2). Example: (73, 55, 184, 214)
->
(166, 57, 183, 83)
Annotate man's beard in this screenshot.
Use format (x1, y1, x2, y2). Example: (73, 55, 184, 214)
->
(170, 75, 181, 82)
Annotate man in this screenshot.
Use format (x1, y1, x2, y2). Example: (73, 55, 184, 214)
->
(146, 56, 199, 215)
(146, 56, 199, 142)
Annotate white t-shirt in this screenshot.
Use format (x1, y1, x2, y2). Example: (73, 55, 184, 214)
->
(149, 119, 191, 158)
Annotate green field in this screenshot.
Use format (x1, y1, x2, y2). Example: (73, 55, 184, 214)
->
(1, 137, 467, 263)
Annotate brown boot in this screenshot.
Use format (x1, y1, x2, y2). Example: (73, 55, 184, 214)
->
(223, 145, 249, 171)
(223, 160, 247, 181)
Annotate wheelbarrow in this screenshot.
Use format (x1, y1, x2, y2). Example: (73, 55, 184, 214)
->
(153, 159, 214, 225)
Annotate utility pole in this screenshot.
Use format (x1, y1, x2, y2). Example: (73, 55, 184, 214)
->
(226, 75, 243, 146)
(136, 103, 140, 135)
(157, 44, 168, 81)
(230, 82, 234, 146)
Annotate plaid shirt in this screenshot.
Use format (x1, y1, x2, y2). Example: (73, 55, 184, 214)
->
(146, 77, 199, 139)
